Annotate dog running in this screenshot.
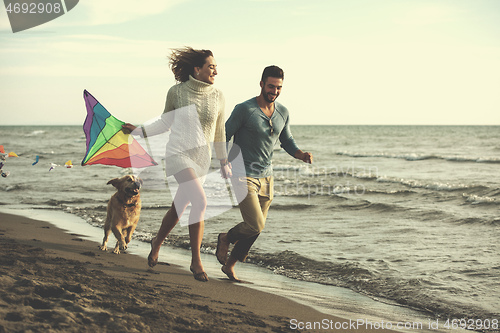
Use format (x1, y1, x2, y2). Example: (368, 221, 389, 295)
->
(99, 175, 143, 254)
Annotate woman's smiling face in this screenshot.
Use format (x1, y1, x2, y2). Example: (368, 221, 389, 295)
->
(196, 56, 217, 84)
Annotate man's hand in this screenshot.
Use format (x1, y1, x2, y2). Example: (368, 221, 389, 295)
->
(295, 150, 313, 164)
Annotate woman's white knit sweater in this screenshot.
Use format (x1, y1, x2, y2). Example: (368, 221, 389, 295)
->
(142, 75, 226, 178)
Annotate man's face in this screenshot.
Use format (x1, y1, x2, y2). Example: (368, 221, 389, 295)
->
(260, 77, 283, 103)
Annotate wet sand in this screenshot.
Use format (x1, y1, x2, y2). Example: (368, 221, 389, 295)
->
(0, 212, 398, 332)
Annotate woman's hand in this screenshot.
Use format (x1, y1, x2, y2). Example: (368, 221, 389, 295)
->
(122, 123, 137, 134)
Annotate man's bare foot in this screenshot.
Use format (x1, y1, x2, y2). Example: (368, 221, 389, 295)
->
(216, 233, 229, 265)
(221, 265, 242, 283)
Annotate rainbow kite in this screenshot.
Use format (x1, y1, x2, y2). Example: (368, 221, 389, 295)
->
(82, 90, 157, 168)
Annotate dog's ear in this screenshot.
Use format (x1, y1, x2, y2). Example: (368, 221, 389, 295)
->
(107, 178, 121, 189)
(131, 175, 143, 186)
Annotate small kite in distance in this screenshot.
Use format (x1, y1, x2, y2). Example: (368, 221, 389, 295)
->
(0, 145, 17, 159)
(81, 90, 157, 168)
(32, 155, 39, 166)
(0, 145, 15, 177)
(48, 161, 73, 172)
(0, 162, 9, 178)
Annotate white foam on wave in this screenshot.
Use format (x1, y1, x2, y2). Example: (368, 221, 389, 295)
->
(377, 176, 473, 191)
(462, 193, 496, 204)
(337, 151, 500, 164)
(337, 151, 434, 161)
(26, 130, 46, 137)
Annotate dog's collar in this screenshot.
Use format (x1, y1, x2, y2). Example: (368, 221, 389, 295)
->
(117, 197, 137, 208)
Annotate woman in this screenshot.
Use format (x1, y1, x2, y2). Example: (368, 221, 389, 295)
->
(123, 47, 231, 282)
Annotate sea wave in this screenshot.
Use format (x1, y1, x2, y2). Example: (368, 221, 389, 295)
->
(270, 203, 316, 210)
(337, 201, 404, 213)
(377, 176, 488, 192)
(26, 198, 107, 207)
(457, 217, 500, 226)
(273, 164, 494, 196)
(244, 250, 497, 323)
(2, 184, 31, 192)
(336, 151, 500, 164)
(274, 174, 490, 199)
(25, 130, 46, 137)
(462, 193, 498, 205)
(30, 203, 500, 327)
(273, 164, 378, 179)
(364, 189, 416, 196)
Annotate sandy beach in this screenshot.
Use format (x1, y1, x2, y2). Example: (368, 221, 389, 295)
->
(0, 212, 399, 333)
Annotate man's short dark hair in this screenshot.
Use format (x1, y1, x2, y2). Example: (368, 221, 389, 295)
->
(261, 65, 284, 83)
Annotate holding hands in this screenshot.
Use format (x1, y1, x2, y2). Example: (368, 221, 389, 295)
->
(220, 159, 232, 179)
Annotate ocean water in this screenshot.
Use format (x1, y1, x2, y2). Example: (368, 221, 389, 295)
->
(1, 125, 499, 331)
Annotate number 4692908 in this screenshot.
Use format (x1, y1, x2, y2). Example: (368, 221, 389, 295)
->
(444, 319, 498, 330)
(5, 2, 62, 14)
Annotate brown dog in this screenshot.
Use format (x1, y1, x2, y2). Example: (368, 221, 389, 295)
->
(99, 175, 143, 254)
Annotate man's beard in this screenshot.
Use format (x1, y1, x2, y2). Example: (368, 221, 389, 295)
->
(263, 92, 278, 103)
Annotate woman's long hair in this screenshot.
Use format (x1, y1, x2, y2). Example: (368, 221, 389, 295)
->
(169, 47, 213, 83)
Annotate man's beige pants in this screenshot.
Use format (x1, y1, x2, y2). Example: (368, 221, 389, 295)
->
(227, 176, 273, 261)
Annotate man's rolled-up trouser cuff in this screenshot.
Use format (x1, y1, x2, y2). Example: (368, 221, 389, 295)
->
(226, 221, 260, 243)
(228, 233, 260, 262)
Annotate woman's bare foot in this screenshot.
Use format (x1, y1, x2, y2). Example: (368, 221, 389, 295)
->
(190, 261, 208, 282)
(147, 236, 161, 268)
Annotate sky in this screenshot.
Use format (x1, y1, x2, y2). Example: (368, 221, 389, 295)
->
(1, 0, 499, 126)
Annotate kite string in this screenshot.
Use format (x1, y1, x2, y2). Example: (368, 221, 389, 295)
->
(141, 126, 156, 163)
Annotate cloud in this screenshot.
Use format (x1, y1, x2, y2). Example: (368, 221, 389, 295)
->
(0, 0, 187, 31)
(75, 0, 186, 26)
(0, 0, 186, 32)
(0, 34, 182, 78)
(394, 4, 464, 26)
(0, 4, 11, 31)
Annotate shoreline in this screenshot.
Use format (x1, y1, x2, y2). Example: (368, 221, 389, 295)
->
(0, 210, 401, 332)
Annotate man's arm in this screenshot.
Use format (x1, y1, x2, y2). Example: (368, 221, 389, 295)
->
(278, 109, 313, 164)
(225, 104, 245, 142)
(222, 104, 247, 178)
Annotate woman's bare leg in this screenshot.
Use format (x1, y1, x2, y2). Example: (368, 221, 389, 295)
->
(149, 203, 183, 263)
(173, 168, 208, 277)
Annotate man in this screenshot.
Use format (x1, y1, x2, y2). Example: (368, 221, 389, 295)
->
(217, 65, 312, 282)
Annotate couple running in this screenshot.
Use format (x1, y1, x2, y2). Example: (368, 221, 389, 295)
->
(124, 47, 312, 282)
